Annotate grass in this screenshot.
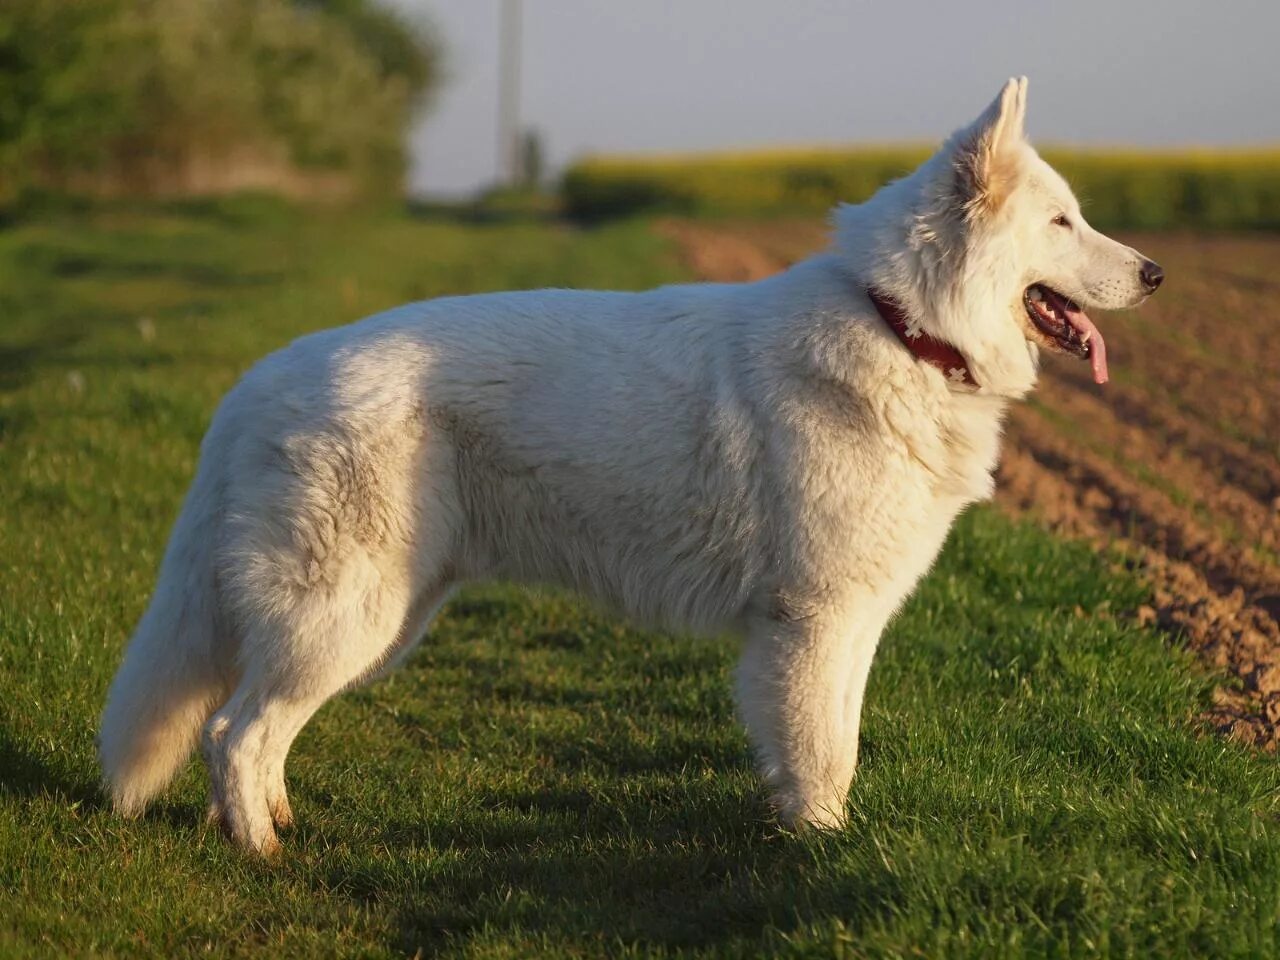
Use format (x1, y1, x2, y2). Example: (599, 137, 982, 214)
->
(2, 198, 1279, 957)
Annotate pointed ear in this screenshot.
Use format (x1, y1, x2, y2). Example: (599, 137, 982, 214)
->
(953, 76, 1028, 214)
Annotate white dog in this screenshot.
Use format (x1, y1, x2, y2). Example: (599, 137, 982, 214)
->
(99, 78, 1163, 854)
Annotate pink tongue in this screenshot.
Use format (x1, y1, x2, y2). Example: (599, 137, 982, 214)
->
(1064, 306, 1108, 384)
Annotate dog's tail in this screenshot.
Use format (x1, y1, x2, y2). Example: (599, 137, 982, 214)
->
(98, 479, 226, 817)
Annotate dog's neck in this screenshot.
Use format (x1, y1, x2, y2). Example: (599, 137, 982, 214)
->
(867, 288, 978, 389)
(830, 157, 1039, 400)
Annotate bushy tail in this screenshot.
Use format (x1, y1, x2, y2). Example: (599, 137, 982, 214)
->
(99, 492, 225, 816)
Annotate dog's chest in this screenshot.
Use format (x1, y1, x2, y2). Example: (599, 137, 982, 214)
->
(884, 389, 1007, 505)
(936, 399, 1006, 501)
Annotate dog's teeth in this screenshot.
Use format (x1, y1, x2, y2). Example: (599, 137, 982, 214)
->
(1080, 330, 1091, 344)
(1029, 288, 1045, 301)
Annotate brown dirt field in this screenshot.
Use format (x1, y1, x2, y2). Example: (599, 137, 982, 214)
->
(659, 219, 1280, 748)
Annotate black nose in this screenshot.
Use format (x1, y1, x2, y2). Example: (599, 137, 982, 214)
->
(1139, 259, 1164, 293)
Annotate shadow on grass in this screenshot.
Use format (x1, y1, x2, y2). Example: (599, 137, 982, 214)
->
(0, 331, 86, 392)
(17, 242, 283, 290)
(406, 194, 561, 227)
(315, 776, 908, 956)
(0, 335, 193, 397)
(298, 690, 895, 956)
(0, 721, 99, 806)
(325, 785, 819, 953)
(0, 717, 214, 837)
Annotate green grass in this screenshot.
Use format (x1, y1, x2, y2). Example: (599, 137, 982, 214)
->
(2, 199, 1279, 958)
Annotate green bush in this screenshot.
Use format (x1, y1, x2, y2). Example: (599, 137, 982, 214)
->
(0, 0, 441, 202)
(562, 146, 1280, 230)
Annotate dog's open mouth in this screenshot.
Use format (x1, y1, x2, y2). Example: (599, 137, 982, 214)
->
(1024, 284, 1109, 384)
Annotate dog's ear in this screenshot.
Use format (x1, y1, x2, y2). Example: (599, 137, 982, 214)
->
(953, 76, 1028, 215)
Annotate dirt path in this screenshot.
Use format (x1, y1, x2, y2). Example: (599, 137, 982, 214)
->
(659, 219, 1280, 748)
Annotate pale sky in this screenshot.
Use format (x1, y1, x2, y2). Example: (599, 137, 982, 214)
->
(391, 0, 1280, 196)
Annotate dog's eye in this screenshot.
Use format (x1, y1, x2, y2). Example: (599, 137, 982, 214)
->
(1052, 213, 1071, 228)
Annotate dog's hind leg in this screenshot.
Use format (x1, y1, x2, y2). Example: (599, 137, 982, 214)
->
(256, 581, 456, 833)
(204, 552, 451, 855)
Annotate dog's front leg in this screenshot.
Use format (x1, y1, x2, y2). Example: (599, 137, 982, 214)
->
(736, 607, 877, 829)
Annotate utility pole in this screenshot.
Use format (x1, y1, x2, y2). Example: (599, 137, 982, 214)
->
(497, 0, 522, 186)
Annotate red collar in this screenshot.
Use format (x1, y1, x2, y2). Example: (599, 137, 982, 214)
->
(867, 288, 979, 389)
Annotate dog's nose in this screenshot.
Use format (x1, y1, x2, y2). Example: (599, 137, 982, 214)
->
(1139, 260, 1164, 293)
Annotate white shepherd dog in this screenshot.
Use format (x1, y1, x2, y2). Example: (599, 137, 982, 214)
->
(100, 78, 1164, 854)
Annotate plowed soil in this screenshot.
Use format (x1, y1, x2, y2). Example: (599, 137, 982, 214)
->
(660, 219, 1280, 748)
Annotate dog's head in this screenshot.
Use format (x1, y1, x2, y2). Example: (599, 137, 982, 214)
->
(955, 77, 1164, 386)
(837, 77, 1163, 397)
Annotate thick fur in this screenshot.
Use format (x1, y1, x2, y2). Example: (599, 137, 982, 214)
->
(99, 78, 1159, 853)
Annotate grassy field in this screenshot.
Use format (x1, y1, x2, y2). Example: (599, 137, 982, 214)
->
(3, 200, 1280, 957)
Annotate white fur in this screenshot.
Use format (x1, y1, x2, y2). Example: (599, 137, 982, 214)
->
(99, 78, 1158, 852)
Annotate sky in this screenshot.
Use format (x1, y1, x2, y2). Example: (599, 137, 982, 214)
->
(391, 0, 1280, 196)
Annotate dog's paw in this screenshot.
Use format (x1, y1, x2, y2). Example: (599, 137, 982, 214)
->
(268, 792, 294, 832)
(772, 792, 849, 831)
(206, 796, 283, 857)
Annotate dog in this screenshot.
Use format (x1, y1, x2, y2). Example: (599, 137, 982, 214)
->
(99, 77, 1163, 854)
